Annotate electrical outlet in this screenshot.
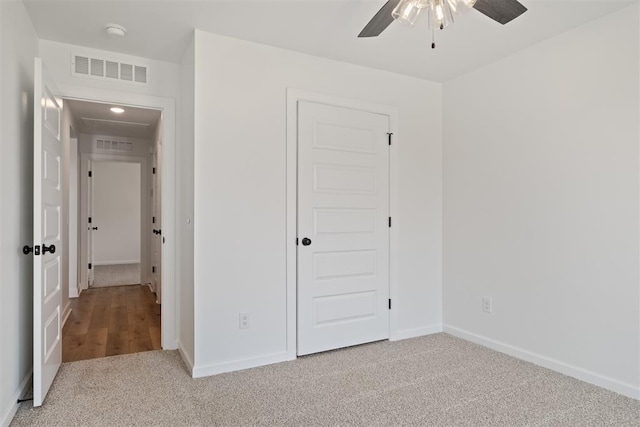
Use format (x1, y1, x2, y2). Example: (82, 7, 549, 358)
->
(482, 297, 492, 314)
(239, 313, 250, 329)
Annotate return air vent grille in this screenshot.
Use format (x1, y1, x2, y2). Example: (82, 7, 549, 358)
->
(72, 54, 149, 85)
(96, 138, 134, 152)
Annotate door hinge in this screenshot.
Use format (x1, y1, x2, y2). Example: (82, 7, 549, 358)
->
(88, 217, 92, 224)
(152, 216, 156, 224)
(88, 263, 92, 270)
(388, 299, 392, 310)
(152, 167, 156, 175)
(388, 217, 392, 227)
(387, 132, 393, 146)
(88, 171, 92, 177)
(152, 266, 156, 273)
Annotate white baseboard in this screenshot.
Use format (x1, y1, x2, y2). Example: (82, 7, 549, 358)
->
(1, 370, 32, 427)
(443, 325, 640, 400)
(192, 351, 293, 379)
(62, 302, 72, 328)
(391, 324, 443, 341)
(69, 284, 79, 298)
(93, 260, 140, 266)
(178, 344, 195, 376)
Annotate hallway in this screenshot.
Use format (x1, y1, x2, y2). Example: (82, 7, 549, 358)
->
(62, 285, 161, 362)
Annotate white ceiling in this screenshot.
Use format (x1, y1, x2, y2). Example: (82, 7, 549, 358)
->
(65, 99, 161, 139)
(24, 0, 635, 82)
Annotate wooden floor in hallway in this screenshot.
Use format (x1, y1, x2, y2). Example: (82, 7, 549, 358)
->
(62, 285, 161, 362)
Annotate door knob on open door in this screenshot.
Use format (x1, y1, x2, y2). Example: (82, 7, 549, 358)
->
(92, 227, 98, 230)
(42, 244, 56, 254)
(301, 238, 312, 246)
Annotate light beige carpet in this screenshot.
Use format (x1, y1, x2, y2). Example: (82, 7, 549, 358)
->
(92, 263, 141, 287)
(11, 334, 640, 426)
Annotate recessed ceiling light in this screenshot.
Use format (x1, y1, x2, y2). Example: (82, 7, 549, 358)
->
(110, 107, 125, 114)
(105, 23, 127, 38)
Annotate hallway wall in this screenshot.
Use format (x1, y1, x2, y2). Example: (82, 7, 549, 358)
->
(0, 2, 39, 425)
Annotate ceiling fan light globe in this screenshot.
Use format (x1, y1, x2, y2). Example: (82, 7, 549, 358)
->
(447, 0, 477, 15)
(392, 0, 422, 26)
(427, 0, 454, 30)
(413, 0, 434, 9)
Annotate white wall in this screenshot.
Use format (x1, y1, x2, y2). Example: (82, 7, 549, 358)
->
(443, 5, 640, 398)
(178, 36, 195, 370)
(92, 161, 141, 265)
(192, 31, 443, 373)
(0, 2, 38, 425)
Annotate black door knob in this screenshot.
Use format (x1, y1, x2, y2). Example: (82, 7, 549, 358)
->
(42, 244, 56, 254)
(92, 227, 98, 230)
(301, 238, 312, 246)
(23, 245, 41, 255)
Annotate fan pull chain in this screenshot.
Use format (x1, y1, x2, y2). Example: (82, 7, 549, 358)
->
(431, 30, 436, 49)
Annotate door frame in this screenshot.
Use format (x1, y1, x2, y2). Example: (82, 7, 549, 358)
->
(79, 154, 149, 291)
(59, 85, 177, 350)
(285, 89, 400, 360)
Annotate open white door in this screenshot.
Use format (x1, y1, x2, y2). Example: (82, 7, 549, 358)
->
(32, 58, 63, 407)
(151, 147, 162, 302)
(87, 160, 94, 287)
(297, 101, 390, 356)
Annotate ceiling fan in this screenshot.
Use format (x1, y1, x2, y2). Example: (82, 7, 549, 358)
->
(358, 0, 527, 47)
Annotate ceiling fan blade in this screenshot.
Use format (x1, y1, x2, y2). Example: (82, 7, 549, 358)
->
(473, 0, 527, 25)
(358, 0, 402, 38)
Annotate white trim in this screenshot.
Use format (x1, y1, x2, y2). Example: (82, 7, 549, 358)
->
(286, 89, 399, 359)
(192, 352, 294, 379)
(637, 2, 640, 404)
(69, 282, 80, 298)
(444, 325, 640, 400)
(68, 136, 79, 301)
(178, 344, 195, 377)
(56, 84, 177, 351)
(391, 324, 443, 341)
(1, 370, 32, 427)
(93, 260, 141, 266)
(144, 283, 157, 302)
(62, 302, 72, 328)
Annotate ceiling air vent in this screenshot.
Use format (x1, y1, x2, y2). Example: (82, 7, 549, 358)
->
(72, 54, 149, 85)
(75, 56, 90, 75)
(134, 66, 148, 83)
(96, 138, 133, 152)
(105, 61, 119, 79)
(120, 63, 133, 81)
(91, 58, 104, 77)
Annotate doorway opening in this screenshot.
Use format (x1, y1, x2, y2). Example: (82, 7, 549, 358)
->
(62, 99, 163, 361)
(91, 160, 142, 288)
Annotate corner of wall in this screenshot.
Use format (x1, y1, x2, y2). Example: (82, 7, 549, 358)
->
(0, 371, 32, 427)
